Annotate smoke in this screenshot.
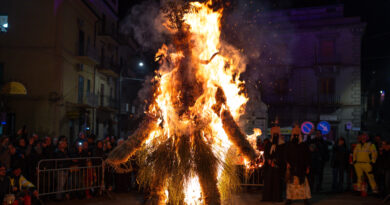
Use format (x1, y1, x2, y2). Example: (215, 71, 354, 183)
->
(220, 0, 296, 130)
(122, 0, 296, 128)
(120, 0, 169, 51)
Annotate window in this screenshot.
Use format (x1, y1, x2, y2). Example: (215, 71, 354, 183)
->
(86, 79, 91, 97)
(101, 46, 105, 64)
(319, 78, 335, 95)
(111, 23, 116, 34)
(102, 14, 106, 33)
(100, 84, 105, 106)
(78, 76, 84, 104)
(274, 78, 289, 95)
(0, 63, 3, 85)
(320, 40, 335, 58)
(78, 30, 85, 55)
(0, 15, 8, 33)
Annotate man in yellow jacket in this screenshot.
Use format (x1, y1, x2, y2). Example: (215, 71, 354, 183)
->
(353, 133, 378, 193)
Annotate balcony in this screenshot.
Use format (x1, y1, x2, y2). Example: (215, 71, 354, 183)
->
(76, 46, 99, 66)
(262, 95, 295, 105)
(109, 97, 119, 109)
(97, 58, 119, 78)
(262, 94, 340, 107)
(98, 23, 119, 45)
(98, 95, 119, 112)
(312, 94, 341, 106)
(86, 93, 98, 107)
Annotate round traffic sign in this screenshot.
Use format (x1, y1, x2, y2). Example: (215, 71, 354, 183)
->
(301, 121, 314, 134)
(317, 121, 331, 135)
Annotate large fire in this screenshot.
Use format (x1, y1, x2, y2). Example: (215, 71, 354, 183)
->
(107, 1, 259, 204)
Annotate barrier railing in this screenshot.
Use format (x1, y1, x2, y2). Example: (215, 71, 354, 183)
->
(238, 166, 264, 187)
(37, 157, 105, 197)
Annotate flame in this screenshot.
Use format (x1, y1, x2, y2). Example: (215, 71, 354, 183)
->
(144, 1, 251, 204)
(184, 174, 203, 205)
(244, 128, 262, 169)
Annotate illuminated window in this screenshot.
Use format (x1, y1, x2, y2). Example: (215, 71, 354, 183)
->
(0, 15, 8, 32)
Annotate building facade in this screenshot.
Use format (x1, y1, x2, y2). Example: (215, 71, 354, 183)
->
(0, 0, 135, 141)
(256, 5, 365, 143)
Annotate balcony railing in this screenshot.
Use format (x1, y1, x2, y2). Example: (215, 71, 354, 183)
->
(109, 97, 119, 109)
(97, 58, 119, 78)
(262, 95, 295, 105)
(262, 94, 341, 106)
(99, 95, 118, 110)
(97, 22, 119, 44)
(86, 94, 98, 107)
(312, 94, 341, 106)
(76, 46, 99, 65)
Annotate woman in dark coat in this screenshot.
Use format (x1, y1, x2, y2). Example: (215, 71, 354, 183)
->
(262, 131, 285, 202)
(331, 137, 348, 192)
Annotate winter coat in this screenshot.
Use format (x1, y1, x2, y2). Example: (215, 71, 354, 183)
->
(331, 145, 348, 168)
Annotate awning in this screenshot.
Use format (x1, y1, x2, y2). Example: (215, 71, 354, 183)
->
(1, 82, 27, 95)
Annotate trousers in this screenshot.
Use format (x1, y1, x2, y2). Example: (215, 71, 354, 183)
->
(354, 162, 377, 192)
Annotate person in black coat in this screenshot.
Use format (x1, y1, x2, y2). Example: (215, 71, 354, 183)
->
(262, 132, 285, 202)
(42, 136, 55, 159)
(93, 141, 105, 158)
(331, 137, 348, 192)
(285, 131, 311, 205)
(310, 131, 329, 192)
(55, 138, 69, 200)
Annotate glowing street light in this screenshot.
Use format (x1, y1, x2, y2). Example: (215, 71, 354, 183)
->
(138, 62, 144, 67)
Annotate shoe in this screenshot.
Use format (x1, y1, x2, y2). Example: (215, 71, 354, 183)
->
(304, 199, 311, 205)
(285, 199, 292, 205)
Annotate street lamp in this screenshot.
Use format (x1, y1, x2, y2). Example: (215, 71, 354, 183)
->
(138, 62, 144, 67)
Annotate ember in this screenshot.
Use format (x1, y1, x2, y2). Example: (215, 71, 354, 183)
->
(106, 0, 259, 204)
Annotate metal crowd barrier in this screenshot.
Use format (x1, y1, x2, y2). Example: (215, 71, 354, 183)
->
(37, 157, 105, 196)
(238, 166, 264, 187)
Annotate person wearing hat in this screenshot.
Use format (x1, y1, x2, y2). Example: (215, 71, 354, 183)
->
(353, 133, 378, 193)
(262, 125, 285, 202)
(285, 125, 311, 205)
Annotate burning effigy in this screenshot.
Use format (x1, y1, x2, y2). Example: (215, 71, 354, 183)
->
(106, 1, 259, 204)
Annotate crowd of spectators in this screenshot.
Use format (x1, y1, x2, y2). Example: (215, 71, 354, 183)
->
(0, 129, 138, 204)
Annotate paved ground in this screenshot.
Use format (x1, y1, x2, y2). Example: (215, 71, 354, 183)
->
(44, 163, 387, 204)
(44, 190, 385, 205)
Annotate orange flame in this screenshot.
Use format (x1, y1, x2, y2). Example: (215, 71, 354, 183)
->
(145, 1, 251, 204)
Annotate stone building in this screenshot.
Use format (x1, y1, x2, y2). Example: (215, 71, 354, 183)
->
(255, 5, 365, 143)
(0, 0, 135, 141)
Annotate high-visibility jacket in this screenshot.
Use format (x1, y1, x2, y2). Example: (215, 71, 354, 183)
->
(353, 142, 377, 163)
(9, 175, 35, 191)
